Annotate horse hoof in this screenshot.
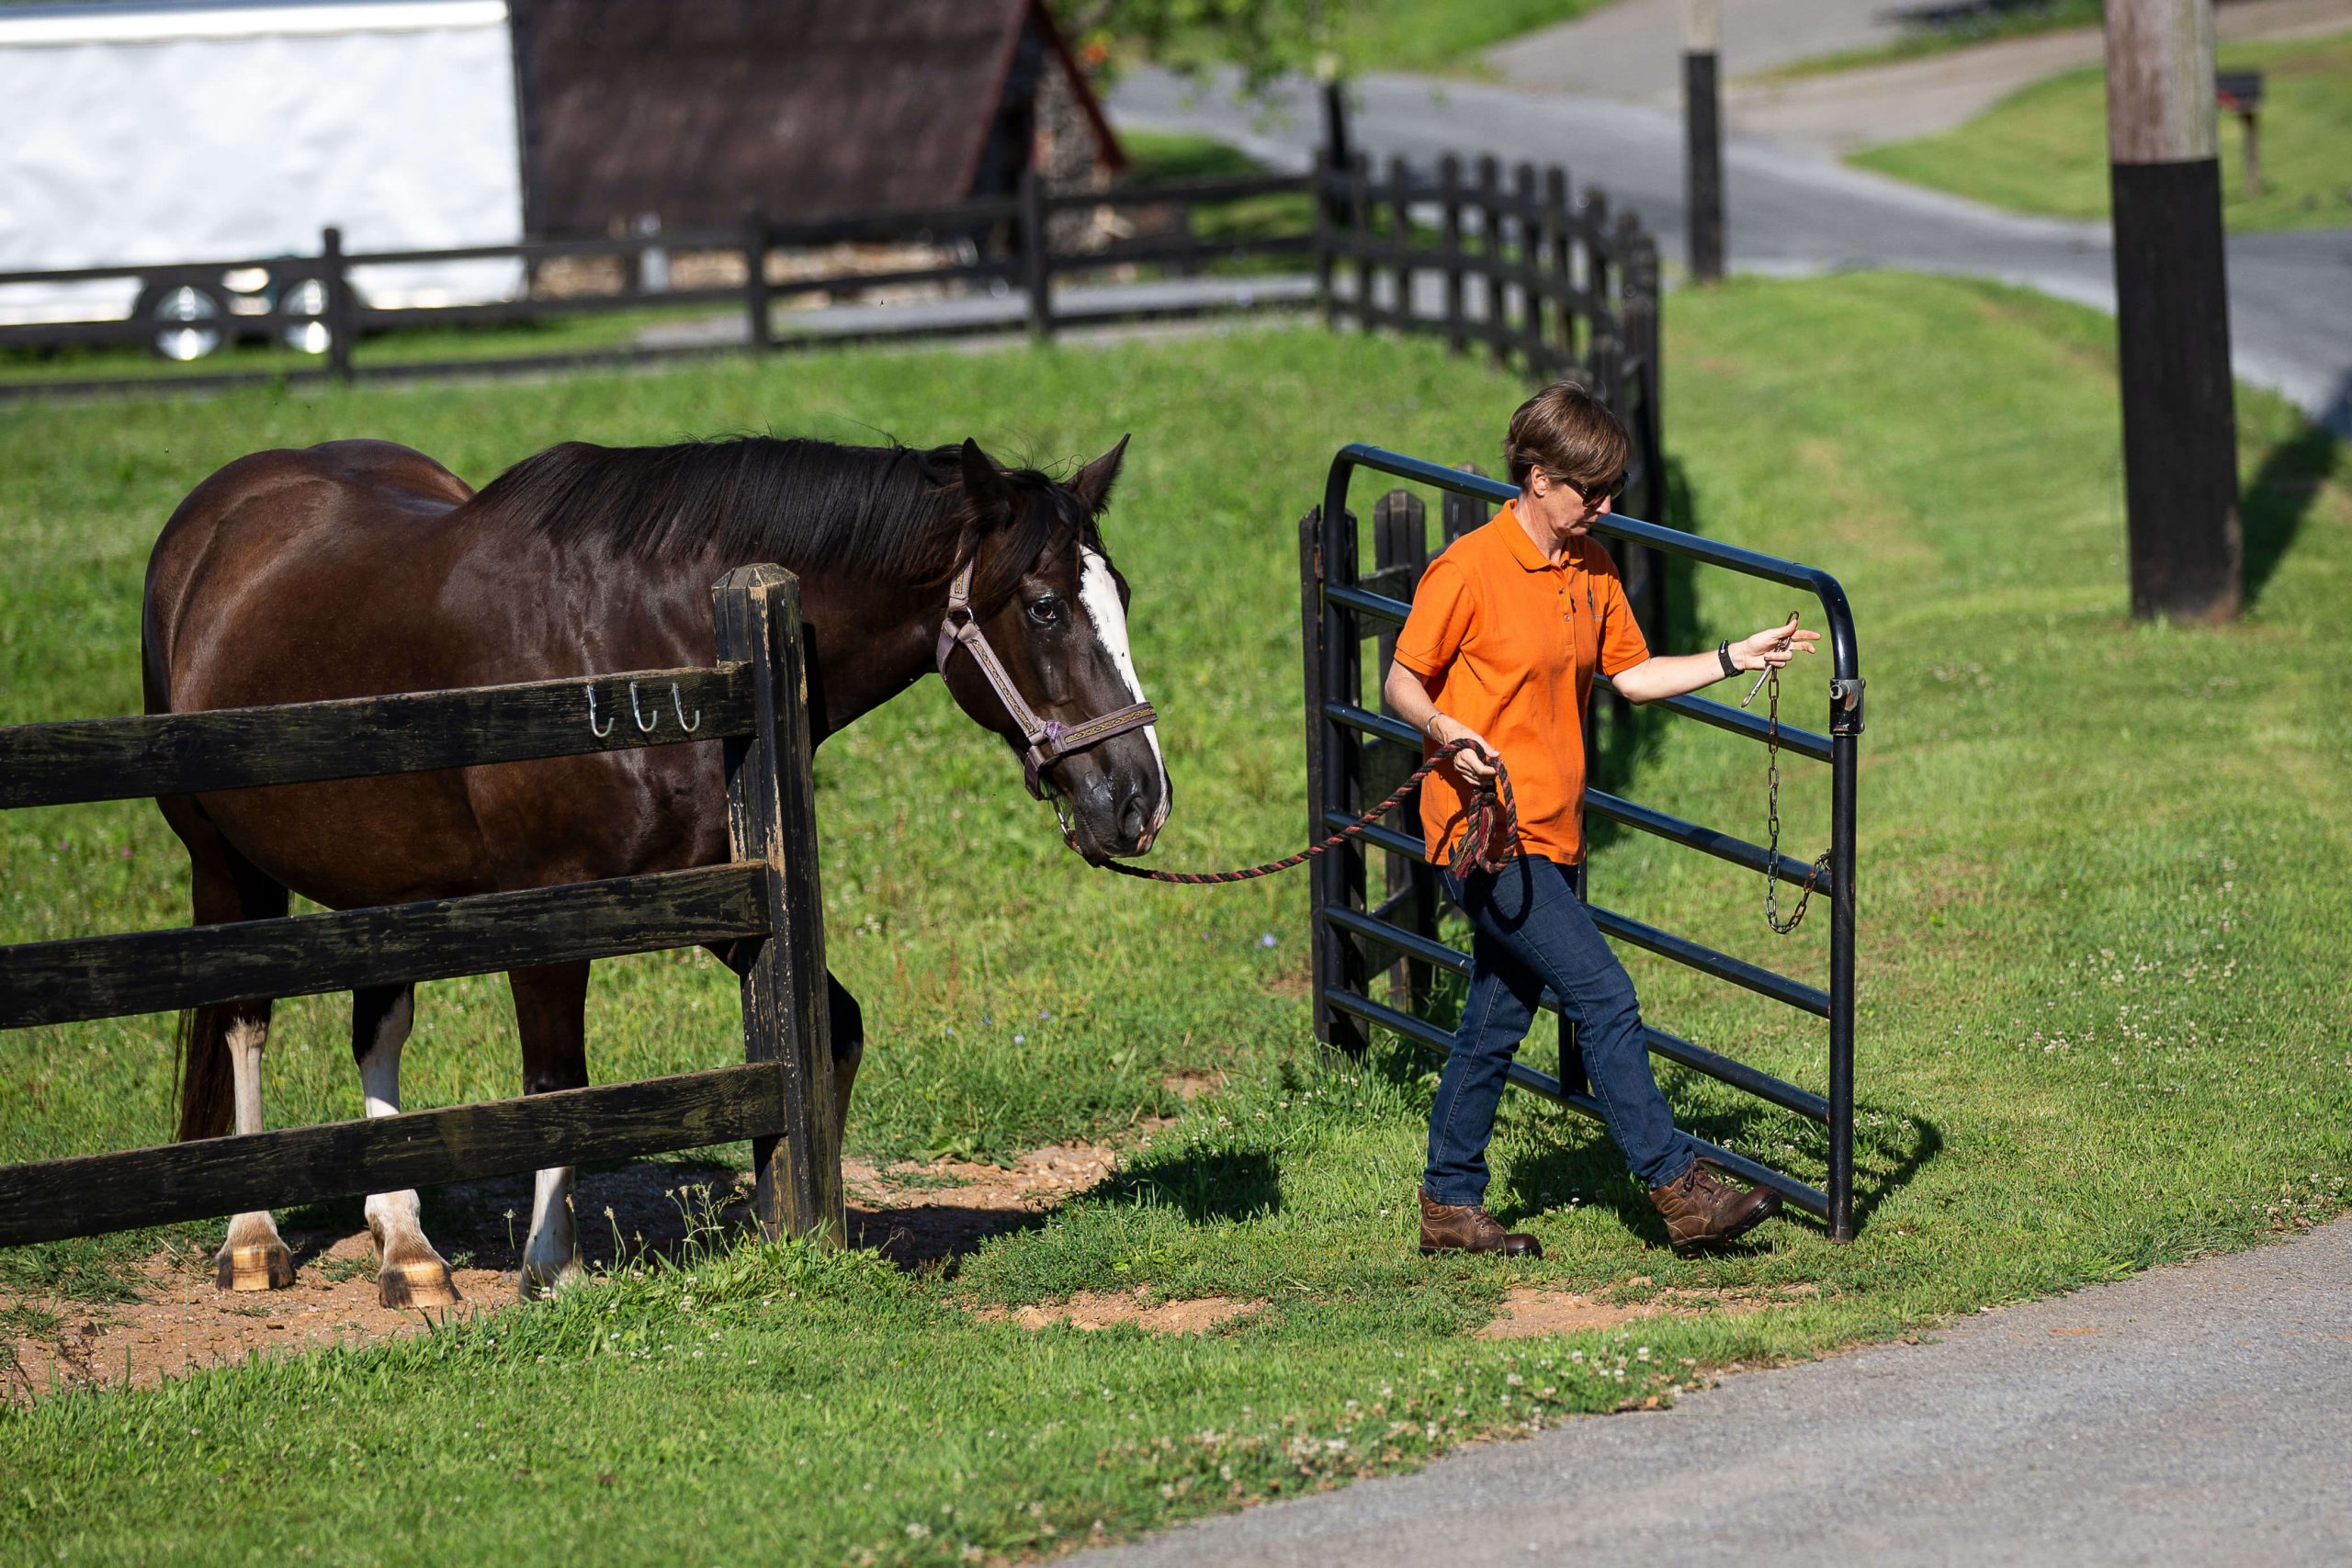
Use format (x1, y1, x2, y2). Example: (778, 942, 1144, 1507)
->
(378, 1260, 461, 1309)
(517, 1260, 581, 1302)
(217, 1242, 295, 1292)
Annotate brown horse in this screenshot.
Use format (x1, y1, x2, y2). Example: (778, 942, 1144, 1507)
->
(143, 432, 1169, 1305)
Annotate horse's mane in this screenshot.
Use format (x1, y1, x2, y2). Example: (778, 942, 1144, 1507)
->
(468, 435, 1102, 603)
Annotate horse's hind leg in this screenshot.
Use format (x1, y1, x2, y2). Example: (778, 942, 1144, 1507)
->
(354, 983, 459, 1307)
(511, 961, 589, 1298)
(214, 1004, 291, 1291)
(165, 803, 294, 1292)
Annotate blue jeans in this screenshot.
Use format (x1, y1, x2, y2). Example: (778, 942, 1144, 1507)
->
(1425, 854, 1696, 1202)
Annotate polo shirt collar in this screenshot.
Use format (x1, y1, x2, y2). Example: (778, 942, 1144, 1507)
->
(1495, 501, 1564, 572)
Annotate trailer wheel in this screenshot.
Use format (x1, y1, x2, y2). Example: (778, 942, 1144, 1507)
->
(274, 276, 334, 355)
(131, 281, 228, 361)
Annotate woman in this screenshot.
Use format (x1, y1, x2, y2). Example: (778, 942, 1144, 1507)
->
(1385, 381, 1817, 1258)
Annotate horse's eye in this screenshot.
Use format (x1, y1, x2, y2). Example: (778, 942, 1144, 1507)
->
(1026, 595, 1064, 626)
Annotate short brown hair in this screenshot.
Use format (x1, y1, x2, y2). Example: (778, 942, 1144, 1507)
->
(1503, 380, 1629, 493)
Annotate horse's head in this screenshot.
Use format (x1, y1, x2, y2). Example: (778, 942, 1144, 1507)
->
(935, 436, 1170, 863)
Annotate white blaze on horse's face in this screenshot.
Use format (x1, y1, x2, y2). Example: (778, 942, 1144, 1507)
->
(1078, 546, 1170, 840)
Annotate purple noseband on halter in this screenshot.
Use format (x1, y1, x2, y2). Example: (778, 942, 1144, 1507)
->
(933, 558, 1158, 800)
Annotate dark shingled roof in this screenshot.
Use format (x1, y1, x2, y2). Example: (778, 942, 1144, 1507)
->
(512, 0, 1123, 239)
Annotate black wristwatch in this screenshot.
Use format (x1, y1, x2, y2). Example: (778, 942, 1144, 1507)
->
(1716, 640, 1737, 679)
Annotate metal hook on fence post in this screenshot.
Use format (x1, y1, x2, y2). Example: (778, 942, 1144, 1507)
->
(585, 686, 615, 738)
(628, 680, 660, 732)
(671, 682, 700, 732)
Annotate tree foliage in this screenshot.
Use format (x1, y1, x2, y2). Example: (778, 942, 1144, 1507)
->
(1048, 0, 1342, 97)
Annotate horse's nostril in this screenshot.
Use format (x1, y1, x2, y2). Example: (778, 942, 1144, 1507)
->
(1119, 793, 1148, 844)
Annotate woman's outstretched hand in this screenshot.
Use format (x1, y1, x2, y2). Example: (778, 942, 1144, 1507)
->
(1735, 614, 1821, 672)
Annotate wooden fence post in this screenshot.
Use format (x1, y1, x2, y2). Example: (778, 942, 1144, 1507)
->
(1348, 154, 1375, 329)
(742, 208, 773, 353)
(1544, 167, 1575, 379)
(1020, 167, 1054, 343)
(321, 226, 354, 384)
(1584, 190, 1618, 398)
(1440, 154, 1465, 354)
(1475, 155, 1504, 367)
(1514, 163, 1544, 378)
(713, 566, 840, 1245)
(1315, 148, 1340, 331)
(1443, 462, 1491, 543)
(1372, 490, 1437, 1009)
(1387, 156, 1414, 330)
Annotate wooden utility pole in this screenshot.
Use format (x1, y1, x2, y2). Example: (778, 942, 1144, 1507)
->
(1682, 0, 1724, 283)
(2105, 0, 2242, 620)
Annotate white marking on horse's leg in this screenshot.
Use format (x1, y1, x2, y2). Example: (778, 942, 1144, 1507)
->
(1078, 547, 1171, 835)
(356, 989, 458, 1308)
(217, 1018, 293, 1291)
(520, 1165, 580, 1299)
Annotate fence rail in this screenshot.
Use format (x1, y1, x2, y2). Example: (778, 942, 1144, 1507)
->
(0, 145, 1659, 425)
(0, 566, 841, 1253)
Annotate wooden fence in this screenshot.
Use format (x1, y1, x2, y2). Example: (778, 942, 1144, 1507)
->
(0, 566, 839, 1253)
(0, 151, 1659, 437)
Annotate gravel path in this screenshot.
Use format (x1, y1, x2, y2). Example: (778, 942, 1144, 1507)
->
(1071, 1216, 2352, 1568)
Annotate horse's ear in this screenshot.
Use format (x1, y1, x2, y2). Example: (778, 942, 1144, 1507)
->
(958, 437, 1017, 525)
(1069, 434, 1130, 517)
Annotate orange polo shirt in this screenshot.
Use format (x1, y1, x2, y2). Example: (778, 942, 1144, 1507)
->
(1393, 503, 1651, 867)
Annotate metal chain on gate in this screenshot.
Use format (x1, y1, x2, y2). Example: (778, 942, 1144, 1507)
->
(1761, 661, 1833, 934)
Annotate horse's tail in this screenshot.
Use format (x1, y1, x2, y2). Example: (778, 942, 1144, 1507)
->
(174, 1004, 237, 1142)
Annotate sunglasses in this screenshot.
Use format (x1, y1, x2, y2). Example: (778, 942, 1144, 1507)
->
(1541, 468, 1625, 503)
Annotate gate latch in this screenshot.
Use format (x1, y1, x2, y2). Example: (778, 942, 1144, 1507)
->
(1829, 677, 1865, 737)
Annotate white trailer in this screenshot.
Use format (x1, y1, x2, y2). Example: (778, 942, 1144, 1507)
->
(0, 0, 525, 357)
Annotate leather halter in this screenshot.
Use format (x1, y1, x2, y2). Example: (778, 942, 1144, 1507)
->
(933, 558, 1158, 800)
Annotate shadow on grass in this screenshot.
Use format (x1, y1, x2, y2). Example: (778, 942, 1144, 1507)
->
(2243, 404, 2344, 609)
(1489, 1099, 1944, 1247)
(1093, 1145, 1283, 1226)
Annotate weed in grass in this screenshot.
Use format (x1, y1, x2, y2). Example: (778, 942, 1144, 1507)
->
(314, 1254, 377, 1286)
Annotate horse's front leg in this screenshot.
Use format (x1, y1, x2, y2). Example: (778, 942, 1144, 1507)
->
(354, 982, 459, 1307)
(511, 960, 590, 1298)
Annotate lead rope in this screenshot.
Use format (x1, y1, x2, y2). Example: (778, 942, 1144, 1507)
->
(1762, 662, 1834, 933)
(1091, 739, 1519, 885)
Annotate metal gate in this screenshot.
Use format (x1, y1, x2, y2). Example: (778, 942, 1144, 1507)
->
(1301, 445, 1864, 1241)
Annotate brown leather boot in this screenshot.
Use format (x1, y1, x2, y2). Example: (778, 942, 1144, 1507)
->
(1419, 1190, 1543, 1258)
(1648, 1160, 1781, 1257)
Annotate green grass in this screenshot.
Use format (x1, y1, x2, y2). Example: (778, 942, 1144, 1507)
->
(2, 273, 2349, 1563)
(1850, 31, 2352, 230)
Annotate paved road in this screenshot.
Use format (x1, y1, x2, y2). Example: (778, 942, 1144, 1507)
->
(1073, 1217, 2352, 1568)
(1107, 68, 2352, 435)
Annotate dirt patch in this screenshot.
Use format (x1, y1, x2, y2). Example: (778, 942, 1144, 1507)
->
(1478, 1280, 1819, 1339)
(6, 1133, 1152, 1402)
(2, 1159, 742, 1403)
(1160, 1069, 1227, 1101)
(1477, 1289, 1660, 1339)
(1258, 964, 1314, 1000)
(844, 1139, 1137, 1268)
(979, 1289, 1262, 1335)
